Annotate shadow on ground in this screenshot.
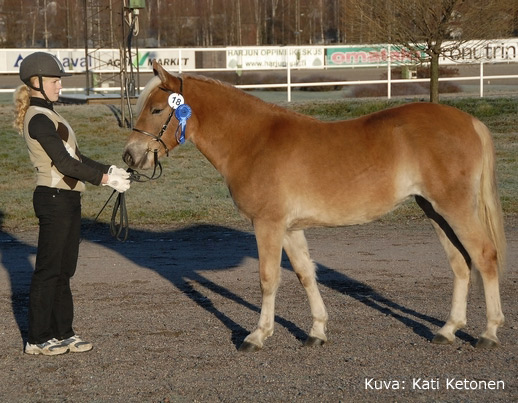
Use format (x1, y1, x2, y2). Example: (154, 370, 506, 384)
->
(1, 216, 475, 349)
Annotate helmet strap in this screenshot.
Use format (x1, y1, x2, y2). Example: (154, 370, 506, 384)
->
(27, 76, 52, 103)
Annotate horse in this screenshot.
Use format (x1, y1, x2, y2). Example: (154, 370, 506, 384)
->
(123, 60, 506, 351)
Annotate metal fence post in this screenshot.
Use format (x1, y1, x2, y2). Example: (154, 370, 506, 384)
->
(480, 61, 484, 98)
(387, 44, 391, 99)
(287, 48, 292, 102)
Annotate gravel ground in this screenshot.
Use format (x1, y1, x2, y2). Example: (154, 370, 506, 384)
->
(0, 221, 516, 402)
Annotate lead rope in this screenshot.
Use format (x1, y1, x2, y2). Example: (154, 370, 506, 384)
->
(89, 152, 163, 242)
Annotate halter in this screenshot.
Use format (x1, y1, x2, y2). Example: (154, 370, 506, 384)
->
(131, 77, 188, 157)
(97, 76, 192, 242)
(98, 76, 191, 241)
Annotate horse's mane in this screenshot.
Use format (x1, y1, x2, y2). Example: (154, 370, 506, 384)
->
(135, 75, 161, 116)
(136, 72, 316, 121)
(189, 74, 298, 117)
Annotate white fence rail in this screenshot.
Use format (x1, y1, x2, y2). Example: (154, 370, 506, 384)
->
(2, 44, 518, 101)
(234, 61, 518, 101)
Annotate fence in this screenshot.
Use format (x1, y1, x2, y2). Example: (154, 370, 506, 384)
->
(1, 43, 518, 101)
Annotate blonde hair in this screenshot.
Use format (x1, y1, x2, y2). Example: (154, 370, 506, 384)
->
(13, 84, 31, 135)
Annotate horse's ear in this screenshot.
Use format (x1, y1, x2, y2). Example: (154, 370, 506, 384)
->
(152, 60, 169, 83)
(152, 60, 160, 76)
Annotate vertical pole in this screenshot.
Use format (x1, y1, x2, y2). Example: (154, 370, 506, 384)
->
(135, 32, 140, 96)
(287, 47, 292, 102)
(44, 0, 48, 48)
(480, 61, 484, 98)
(387, 44, 391, 99)
(83, 0, 90, 96)
(121, 0, 127, 125)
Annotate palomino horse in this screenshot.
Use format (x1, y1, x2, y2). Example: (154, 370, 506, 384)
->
(123, 61, 506, 351)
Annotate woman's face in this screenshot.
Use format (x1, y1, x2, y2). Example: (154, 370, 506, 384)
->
(30, 76, 63, 102)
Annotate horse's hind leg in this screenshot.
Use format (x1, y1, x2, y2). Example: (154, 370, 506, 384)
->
(416, 196, 471, 344)
(283, 230, 328, 346)
(416, 196, 504, 347)
(455, 228, 504, 347)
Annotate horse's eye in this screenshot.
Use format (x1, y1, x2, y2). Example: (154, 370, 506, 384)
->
(151, 108, 163, 115)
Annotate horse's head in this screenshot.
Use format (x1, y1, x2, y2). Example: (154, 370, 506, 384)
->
(123, 60, 191, 170)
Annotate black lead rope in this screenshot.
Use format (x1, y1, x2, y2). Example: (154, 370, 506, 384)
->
(92, 154, 163, 242)
(91, 188, 129, 242)
(110, 191, 128, 242)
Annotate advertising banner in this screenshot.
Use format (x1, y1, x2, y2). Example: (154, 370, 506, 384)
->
(1, 48, 195, 74)
(1, 39, 516, 75)
(226, 46, 324, 69)
(326, 39, 518, 66)
(326, 45, 425, 66)
(439, 39, 518, 64)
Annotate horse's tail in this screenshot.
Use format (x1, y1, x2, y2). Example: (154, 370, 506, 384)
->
(473, 118, 507, 275)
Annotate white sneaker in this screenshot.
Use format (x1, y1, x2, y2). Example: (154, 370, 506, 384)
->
(57, 335, 93, 353)
(25, 339, 69, 356)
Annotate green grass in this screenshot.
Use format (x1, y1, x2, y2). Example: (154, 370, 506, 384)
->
(0, 97, 517, 231)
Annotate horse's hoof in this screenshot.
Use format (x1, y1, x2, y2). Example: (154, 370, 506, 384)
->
(476, 337, 499, 349)
(431, 334, 453, 345)
(238, 341, 262, 352)
(304, 336, 326, 347)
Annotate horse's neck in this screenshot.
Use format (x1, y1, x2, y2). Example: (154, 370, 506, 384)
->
(188, 79, 267, 178)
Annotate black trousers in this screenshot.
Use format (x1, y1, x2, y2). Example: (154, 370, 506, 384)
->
(28, 186, 81, 344)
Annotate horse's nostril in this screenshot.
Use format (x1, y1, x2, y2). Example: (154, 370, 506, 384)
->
(122, 152, 133, 167)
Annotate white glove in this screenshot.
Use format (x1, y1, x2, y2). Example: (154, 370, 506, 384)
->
(103, 169, 131, 193)
(108, 165, 130, 179)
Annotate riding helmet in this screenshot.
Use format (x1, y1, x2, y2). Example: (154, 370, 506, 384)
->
(19, 52, 71, 85)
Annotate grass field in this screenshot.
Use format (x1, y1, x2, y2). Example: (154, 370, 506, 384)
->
(0, 96, 517, 231)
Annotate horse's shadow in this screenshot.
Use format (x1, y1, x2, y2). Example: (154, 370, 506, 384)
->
(1, 214, 476, 349)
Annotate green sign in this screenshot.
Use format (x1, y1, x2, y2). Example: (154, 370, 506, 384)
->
(327, 46, 425, 66)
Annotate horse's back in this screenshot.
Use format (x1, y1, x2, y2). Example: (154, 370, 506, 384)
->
(227, 100, 490, 228)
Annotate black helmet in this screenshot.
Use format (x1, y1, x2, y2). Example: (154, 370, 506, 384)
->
(19, 52, 71, 85)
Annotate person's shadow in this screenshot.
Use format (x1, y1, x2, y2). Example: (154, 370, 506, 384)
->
(0, 211, 36, 343)
(1, 212, 476, 350)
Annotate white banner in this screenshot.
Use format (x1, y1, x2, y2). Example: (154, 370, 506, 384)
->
(1, 48, 196, 74)
(226, 46, 324, 69)
(439, 39, 518, 64)
(1, 40, 516, 75)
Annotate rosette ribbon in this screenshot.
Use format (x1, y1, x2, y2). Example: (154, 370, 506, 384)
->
(175, 103, 192, 144)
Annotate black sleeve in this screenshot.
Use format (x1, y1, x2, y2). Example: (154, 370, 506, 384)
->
(81, 154, 111, 174)
(28, 114, 110, 186)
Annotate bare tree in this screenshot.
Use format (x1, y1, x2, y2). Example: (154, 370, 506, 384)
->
(346, 0, 515, 103)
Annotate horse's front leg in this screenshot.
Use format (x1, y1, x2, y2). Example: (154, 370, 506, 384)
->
(283, 229, 328, 346)
(239, 220, 285, 352)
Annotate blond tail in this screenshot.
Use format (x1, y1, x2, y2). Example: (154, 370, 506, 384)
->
(473, 118, 507, 275)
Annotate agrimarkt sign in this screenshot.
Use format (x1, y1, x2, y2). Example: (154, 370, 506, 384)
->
(1, 48, 195, 74)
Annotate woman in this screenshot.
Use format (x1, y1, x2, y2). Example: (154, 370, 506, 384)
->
(13, 52, 130, 356)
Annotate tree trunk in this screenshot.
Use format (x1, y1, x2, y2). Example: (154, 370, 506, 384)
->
(429, 51, 440, 103)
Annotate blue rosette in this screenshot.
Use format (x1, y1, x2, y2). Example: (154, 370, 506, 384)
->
(175, 104, 192, 144)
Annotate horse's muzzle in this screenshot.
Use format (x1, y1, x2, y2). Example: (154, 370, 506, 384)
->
(122, 143, 158, 170)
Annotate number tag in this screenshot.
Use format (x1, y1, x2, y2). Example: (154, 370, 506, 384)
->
(168, 93, 185, 109)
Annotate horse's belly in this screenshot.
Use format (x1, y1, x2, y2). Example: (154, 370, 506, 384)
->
(286, 192, 412, 230)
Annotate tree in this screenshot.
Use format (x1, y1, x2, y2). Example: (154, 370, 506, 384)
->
(345, 0, 516, 103)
